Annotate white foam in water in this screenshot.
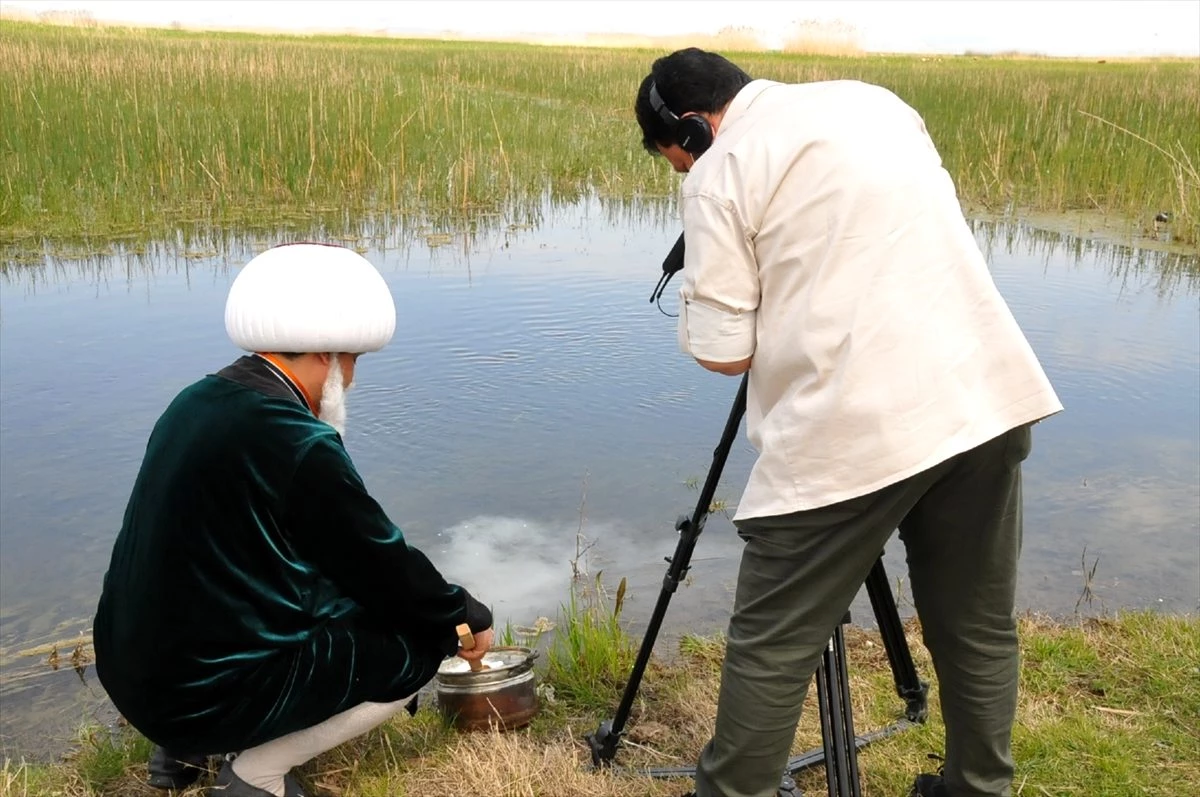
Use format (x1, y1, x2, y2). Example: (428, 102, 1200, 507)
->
(432, 515, 618, 624)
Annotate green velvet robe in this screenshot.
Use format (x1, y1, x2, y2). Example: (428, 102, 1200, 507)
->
(93, 355, 491, 753)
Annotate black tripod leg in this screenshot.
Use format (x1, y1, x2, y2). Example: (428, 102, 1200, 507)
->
(815, 613, 857, 797)
(587, 375, 749, 767)
(865, 558, 929, 723)
(833, 619, 862, 797)
(814, 648, 838, 796)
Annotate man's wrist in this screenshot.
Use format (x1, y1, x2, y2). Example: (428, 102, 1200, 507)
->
(462, 590, 493, 634)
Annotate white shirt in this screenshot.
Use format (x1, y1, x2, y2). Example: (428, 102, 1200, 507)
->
(676, 79, 1064, 521)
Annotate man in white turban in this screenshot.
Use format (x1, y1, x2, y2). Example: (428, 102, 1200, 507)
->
(92, 243, 494, 797)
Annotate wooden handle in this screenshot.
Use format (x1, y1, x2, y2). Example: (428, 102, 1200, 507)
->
(456, 623, 484, 672)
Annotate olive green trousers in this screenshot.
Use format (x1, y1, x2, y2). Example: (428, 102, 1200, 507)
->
(694, 423, 1033, 797)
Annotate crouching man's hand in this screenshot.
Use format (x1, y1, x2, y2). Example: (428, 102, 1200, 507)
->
(457, 626, 494, 664)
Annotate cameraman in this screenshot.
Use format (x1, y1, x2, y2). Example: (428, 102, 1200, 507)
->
(633, 49, 1063, 797)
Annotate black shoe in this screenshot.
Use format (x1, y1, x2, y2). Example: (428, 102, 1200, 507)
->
(147, 745, 212, 790)
(208, 759, 314, 797)
(908, 751, 949, 796)
(909, 773, 949, 796)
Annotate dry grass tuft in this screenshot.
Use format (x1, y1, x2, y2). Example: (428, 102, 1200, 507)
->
(351, 728, 689, 797)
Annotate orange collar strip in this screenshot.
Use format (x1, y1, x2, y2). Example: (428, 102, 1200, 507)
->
(258, 353, 320, 415)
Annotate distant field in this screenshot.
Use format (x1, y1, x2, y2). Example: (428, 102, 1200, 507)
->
(1, 20, 1197, 252)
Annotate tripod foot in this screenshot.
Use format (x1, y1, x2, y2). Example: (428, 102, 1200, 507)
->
(586, 720, 619, 768)
(902, 681, 931, 724)
(777, 773, 801, 796)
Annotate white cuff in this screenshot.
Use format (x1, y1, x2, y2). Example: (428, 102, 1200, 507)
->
(678, 298, 756, 362)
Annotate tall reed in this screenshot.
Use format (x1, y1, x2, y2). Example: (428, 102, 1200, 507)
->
(2, 21, 1197, 251)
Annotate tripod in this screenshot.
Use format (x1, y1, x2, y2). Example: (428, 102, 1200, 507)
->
(586, 372, 929, 796)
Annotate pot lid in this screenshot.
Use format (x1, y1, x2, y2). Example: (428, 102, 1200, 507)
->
(437, 647, 533, 676)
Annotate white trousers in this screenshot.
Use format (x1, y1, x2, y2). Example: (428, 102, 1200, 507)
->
(230, 696, 414, 796)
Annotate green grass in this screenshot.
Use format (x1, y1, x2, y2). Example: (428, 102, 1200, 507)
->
(1, 20, 1198, 257)
(66, 726, 153, 794)
(543, 574, 637, 714)
(3, 597, 1196, 796)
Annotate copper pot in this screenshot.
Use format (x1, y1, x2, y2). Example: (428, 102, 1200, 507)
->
(435, 646, 540, 732)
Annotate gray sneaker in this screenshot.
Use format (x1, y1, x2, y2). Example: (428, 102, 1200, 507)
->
(207, 759, 314, 797)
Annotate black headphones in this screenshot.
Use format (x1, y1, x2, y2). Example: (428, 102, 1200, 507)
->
(648, 81, 714, 156)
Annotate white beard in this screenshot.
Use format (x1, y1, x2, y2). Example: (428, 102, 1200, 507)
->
(318, 355, 353, 436)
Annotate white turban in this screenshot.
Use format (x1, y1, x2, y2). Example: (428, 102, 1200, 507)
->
(225, 243, 396, 354)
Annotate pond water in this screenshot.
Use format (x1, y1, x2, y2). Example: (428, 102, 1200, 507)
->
(1, 196, 1198, 760)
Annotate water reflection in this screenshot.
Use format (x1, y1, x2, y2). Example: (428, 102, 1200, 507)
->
(969, 217, 1200, 299)
(6, 195, 1197, 299)
(1, 191, 686, 279)
(1, 197, 1197, 759)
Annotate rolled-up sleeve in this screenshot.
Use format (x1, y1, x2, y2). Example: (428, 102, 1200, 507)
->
(677, 193, 759, 363)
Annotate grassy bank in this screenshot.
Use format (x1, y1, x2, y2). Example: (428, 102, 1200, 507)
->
(1, 20, 1197, 257)
(2, 577, 1196, 796)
